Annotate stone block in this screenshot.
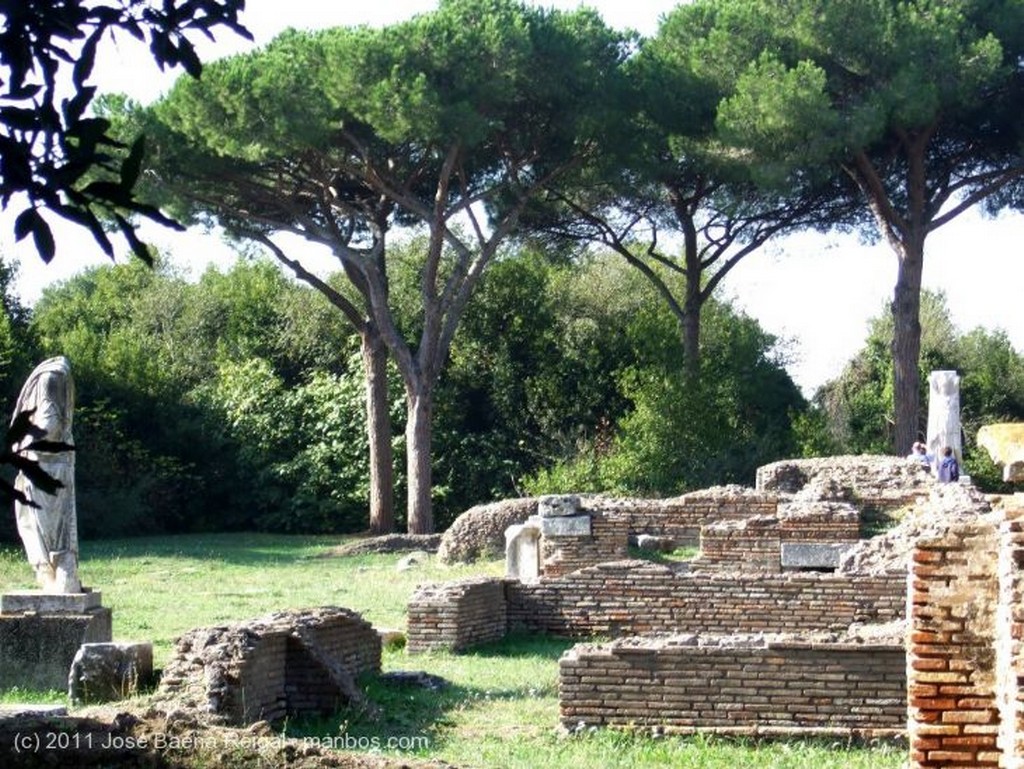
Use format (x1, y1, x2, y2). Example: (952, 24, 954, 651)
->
(538, 494, 581, 518)
(780, 543, 852, 570)
(542, 514, 592, 537)
(68, 642, 153, 704)
(505, 518, 541, 582)
(0, 590, 102, 613)
(0, 608, 112, 690)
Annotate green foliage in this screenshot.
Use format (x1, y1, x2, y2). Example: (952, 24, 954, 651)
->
(804, 290, 1024, 491)
(0, 0, 249, 263)
(22, 256, 370, 538)
(524, 264, 804, 497)
(206, 355, 403, 533)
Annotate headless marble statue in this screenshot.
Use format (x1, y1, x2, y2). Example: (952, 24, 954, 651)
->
(11, 356, 81, 593)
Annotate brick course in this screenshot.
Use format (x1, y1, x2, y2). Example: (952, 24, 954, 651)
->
(406, 578, 508, 653)
(907, 496, 1024, 768)
(560, 634, 906, 736)
(541, 510, 630, 578)
(507, 560, 904, 638)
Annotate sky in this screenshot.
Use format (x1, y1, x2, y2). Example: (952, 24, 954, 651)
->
(4, 0, 1023, 395)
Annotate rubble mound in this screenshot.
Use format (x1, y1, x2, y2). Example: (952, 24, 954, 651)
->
(838, 483, 992, 575)
(757, 454, 933, 504)
(322, 534, 442, 557)
(437, 497, 538, 563)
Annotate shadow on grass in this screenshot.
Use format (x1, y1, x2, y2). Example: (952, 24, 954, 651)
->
(461, 632, 577, 660)
(285, 632, 573, 750)
(283, 672, 474, 751)
(78, 533, 353, 567)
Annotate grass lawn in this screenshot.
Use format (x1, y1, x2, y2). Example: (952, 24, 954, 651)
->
(0, 534, 906, 768)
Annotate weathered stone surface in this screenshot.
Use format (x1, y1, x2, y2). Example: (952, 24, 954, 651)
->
(0, 608, 112, 690)
(0, 704, 67, 718)
(68, 642, 153, 704)
(437, 497, 538, 564)
(838, 483, 992, 575)
(756, 455, 933, 512)
(1, 590, 101, 613)
(538, 494, 581, 518)
(10, 356, 81, 594)
(926, 370, 962, 467)
(396, 551, 430, 571)
(977, 423, 1024, 482)
(781, 542, 852, 569)
(505, 518, 541, 583)
(541, 514, 591, 537)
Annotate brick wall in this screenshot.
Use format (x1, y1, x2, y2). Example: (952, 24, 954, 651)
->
(541, 510, 630, 578)
(908, 514, 1001, 766)
(779, 504, 860, 541)
(905, 497, 1024, 768)
(605, 486, 779, 545)
(157, 607, 381, 726)
(406, 578, 508, 653)
(506, 560, 904, 638)
(696, 516, 781, 572)
(693, 505, 860, 572)
(408, 566, 903, 653)
(997, 505, 1024, 765)
(560, 634, 906, 736)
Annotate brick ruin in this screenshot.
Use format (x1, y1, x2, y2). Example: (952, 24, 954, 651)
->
(560, 631, 906, 737)
(906, 495, 1024, 767)
(406, 566, 903, 649)
(155, 607, 381, 726)
(407, 455, 1024, 763)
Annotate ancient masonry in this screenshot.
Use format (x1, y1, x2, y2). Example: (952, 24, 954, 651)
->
(560, 632, 906, 737)
(409, 456, 1024, 760)
(907, 496, 1024, 767)
(155, 607, 381, 726)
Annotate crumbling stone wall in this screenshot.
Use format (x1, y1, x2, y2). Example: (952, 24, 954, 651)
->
(406, 578, 508, 653)
(156, 607, 381, 726)
(560, 632, 906, 736)
(757, 455, 932, 512)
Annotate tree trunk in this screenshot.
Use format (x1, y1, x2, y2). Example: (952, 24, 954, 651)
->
(404, 384, 434, 534)
(682, 277, 702, 380)
(361, 329, 395, 535)
(891, 238, 925, 456)
(680, 202, 702, 379)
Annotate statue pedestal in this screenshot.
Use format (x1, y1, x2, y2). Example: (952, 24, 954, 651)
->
(0, 591, 112, 691)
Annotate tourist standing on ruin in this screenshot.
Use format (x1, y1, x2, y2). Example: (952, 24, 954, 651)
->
(907, 442, 932, 470)
(937, 447, 960, 483)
